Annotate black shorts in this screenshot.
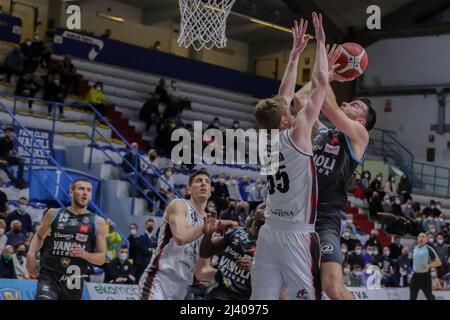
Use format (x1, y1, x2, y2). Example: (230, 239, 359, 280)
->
(315, 205, 342, 264)
(205, 286, 249, 301)
(35, 269, 85, 300)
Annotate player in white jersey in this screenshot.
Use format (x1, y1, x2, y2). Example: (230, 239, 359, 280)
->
(139, 169, 216, 300)
(251, 12, 328, 300)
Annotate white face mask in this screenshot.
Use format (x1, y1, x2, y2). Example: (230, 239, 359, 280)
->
(383, 250, 390, 256)
(218, 178, 225, 183)
(130, 229, 137, 236)
(0, 228, 4, 236)
(436, 205, 441, 209)
(343, 268, 350, 274)
(355, 249, 362, 255)
(400, 271, 407, 276)
(384, 199, 390, 204)
(429, 229, 436, 234)
(343, 232, 350, 238)
(437, 239, 444, 245)
(395, 200, 401, 205)
(431, 271, 437, 278)
(231, 179, 237, 185)
(341, 248, 347, 254)
(374, 249, 379, 256)
(428, 238, 434, 243)
(119, 253, 128, 261)
(354, 271, 361, 276)
(367, 250, 374, 256)
(166, 171, 172, 177)
(377, 177, 382, 181)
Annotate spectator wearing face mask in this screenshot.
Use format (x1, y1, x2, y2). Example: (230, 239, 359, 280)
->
(362, 244, 376, 266)
(398, 175, 412, 202)
(20, 38, 36, 73)
(0, 219, 7, 252)
(128, 223, 139, 262)
(135, 218, 157, 280)
(85, 81, 108, 119)
(207, 117, 221, 131)
(433, 202, 443, 218)
(5, 197, 33, 242)
(2, 47, 24, 83)
(369, 173, 384, 195)
(368, 191, 383, 220)
(384, 196, 410, 236)
(0, 245, 16, 278)
(341, 243, 350, 266)
(248, 179, 266, 212)
(15, 72, 41, 112)
(105, 245, 136, 284)
(431, 268, 444, 290)
(384, 174, 397, 197)
(122, 142, 143, 198)
(340, 227, 360, 251)
(219, 200, 237, 221)
(380, 246, 395, 272)
(360, 264, 379, 287)
(43, 72, 66, 118)
(0, 127, 26, 189)
(227, 175, 242, 201)
(349, 265, 363, 287)
(211, 173, 230, 213)
(342, 263, 352, 286)
(12, 242, 28, 279)
(389, 236, 403, 260)
(5, 220, 27, 247)
(387, 264, 410, 288)
(157, 167, 175, 213)
(366, 229, 383, 255)
(433, 234, 448, 268)
(422, 200, 436, 218)
(426, 222, 438, 237)
(155, 119, 179, 157)
(398, 247, 412, 271)
(360, 170, 371, 200)
(348, 245, 364, 269)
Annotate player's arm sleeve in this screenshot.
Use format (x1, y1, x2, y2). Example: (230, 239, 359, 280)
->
(168, 199, 204, 246)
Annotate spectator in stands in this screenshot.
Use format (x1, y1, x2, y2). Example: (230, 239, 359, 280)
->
(105, 219, 122, 264)
(368, 191, 383, 220)
(0, 219, 7, 253)
(122, 142, 142, 197)
(86, 81, 108, 119)
(431, 268, 444, 290)
(384, 174, 397, 197)
(0, 186, 8, 220)
(360, 264, 378, 287)
(212, 173, 230, 212)
(219, 200, 244, 224)
(157, 167, 175, 213)
(427, 233, 435, 245)
(43, 72, 66, 118)
(5, 197, 33, 243)
(101, 29, 112, 39)
(12, 242, 28, 279)
(227, 175, 242, 201)
(139, 93, 162, 132)
(0, 127, 26, 188)
(155, 119, 179, 157)
(401, 199, 415, 220)
(426, 220, 438, 236)
(235, 201, 249, 226)
(0, 245, 16, 278)
(152, 41, 161, 51)
(347, 172, 358, 193)
(142, 149, 161, 213)
(5, 220, 26, 247)
(128, 223, 139, 262)
(207, 117, 221, 130)
(15, 72, 40, 112)
(434, 234, 448, 266)
(2, 47, 23, 83)
(434, 202, 443, 218)
(349, 264, 362, 287)
(232, 120, 240, 130)
(388, 264, 410, 288)
(239, 176, 250, 201)
(360, 170, 371, 199)
(31, 33, 45, 71)
(422, 214, 437, 234)
(342, 263, 352, 286)
(105, 245, 136, 284)
(384, 196, 410, 236)
(421, 200, 436, 218)
(369, 173, 384, 195)
(366, 229, 383, 255)
(348, 244, 364, 269)
(60, 55, 77, 96)
(362, 244, 376, 266)
(389, 235, 404, 260)
(340, 227, 360, 251)
(247, 179, 266, 212)
(135, 218, 157, 280)
(398, 174, 412, 202)
(341, 243, 350, 266)
(381, 195, 392, 212)
(155, 78, 170, 107)
(398, 247, 412, 271)
(380, 246, 395, 272)
(20, 38, 38, 73)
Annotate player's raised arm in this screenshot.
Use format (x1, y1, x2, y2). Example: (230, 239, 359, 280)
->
(278, 18, 309, 107)
(290, 12, 328, 152)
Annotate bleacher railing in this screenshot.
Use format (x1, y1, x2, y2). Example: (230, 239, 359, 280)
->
(0, 97, 130, 246)
(368, 128, 450, 198)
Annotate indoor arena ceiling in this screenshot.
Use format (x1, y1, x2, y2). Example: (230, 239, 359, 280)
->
(117, 0, 450, 52)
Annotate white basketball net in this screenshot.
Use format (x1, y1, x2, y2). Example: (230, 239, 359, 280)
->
(178, 0, 236, 51)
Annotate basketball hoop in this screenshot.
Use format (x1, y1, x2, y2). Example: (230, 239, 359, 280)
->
(178, 0, 236, 51)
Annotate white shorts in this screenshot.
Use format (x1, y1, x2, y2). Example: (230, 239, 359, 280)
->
(250, 221, 321, 300)
(139, 267, 189, 300)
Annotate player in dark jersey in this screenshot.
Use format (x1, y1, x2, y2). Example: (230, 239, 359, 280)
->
(293, 44, 377, 299)
(195, 203, 266, 300)
(26, 179, 107, 300)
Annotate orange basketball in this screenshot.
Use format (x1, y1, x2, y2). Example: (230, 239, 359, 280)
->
(335, 42, 369, 79)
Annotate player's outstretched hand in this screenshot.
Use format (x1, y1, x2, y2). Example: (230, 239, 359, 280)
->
(237, 257, 252, 272)
(26, 255, 39, 279)
(203, 211, 217, 236)
(215, 219, 239, 232)
(327, 43, 358, 83)
(291, 18, 309, 57)
(312, 12, 325, 44)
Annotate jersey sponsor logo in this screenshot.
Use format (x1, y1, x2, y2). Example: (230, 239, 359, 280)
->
(52, 240, 86, 256)
(296, 288, 309, 300)
(313, 154, 337, 176)
(69, 219, 79, 226)
(82, 216, 90, 224)
(79, 225, 89, 233)
(270, 209, 295, 217)
(57, 224, 65, 230)
(218, 255, 251, 284)
(75, 233, 88, 242)
(324, 143, 340, 156)
(320, 243, 334, 254)
(61, 257, 71, 267)
(53, 232, 74, 240)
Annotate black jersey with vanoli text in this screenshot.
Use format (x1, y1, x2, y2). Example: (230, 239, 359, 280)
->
(40, 207, 97, 276)
(212, 227, 257, 300)
(312, 128, 366, 210)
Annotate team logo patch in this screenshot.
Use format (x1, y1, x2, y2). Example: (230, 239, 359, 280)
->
(82, 216, 90, 224)
(324, 143, 340, 156)
(61, 257, 71, 267)
(80, 225, 89, 233)
(69, 219, 78, 226)
(0, 288, 21, 300)
(75, 233, 88, 242)
(320, 243, 334, 254)
(222, 278, 231, 287)
(57, 224, 65, 230)
(296, 289, 309, 300)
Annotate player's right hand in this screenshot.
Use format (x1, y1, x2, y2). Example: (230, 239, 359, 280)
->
(26, 255, 39, 279)
(203, 211, 217, 236)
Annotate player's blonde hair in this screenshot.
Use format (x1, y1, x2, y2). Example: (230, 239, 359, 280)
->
(255, 95, 289, 130)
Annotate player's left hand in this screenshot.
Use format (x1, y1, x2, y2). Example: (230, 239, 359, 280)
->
(70, 243, 87, 260)
(237, 257, 252, 272)
(312, 12, 325, 44)
(291, 18, 309, 57)
(215, 219, 239, 232)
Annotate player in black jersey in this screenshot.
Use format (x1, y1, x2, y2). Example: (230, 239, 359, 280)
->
(195, 203, 266, 300)
(294, 45, 377, 299)
(26, 179, 107, 300)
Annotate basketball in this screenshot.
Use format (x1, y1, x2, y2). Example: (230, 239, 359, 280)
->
(335, 42, 369, 79)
